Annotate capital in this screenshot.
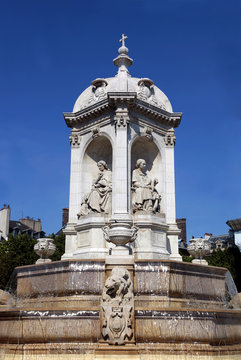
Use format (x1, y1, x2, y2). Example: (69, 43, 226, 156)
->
(69, 133, 81, 147)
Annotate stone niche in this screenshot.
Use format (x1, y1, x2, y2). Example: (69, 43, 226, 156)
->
(131, 136, 169, 259)
(82, 136, 112, 198)
(73, 135, 113, 260)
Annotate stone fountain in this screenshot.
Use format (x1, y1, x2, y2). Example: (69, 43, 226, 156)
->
(0, 35, 241, 359)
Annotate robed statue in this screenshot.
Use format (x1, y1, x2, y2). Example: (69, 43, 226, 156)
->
(132, 159, 161, 213)
(78, 160, 112, 216)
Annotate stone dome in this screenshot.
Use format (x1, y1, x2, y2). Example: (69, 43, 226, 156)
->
(73, 36, 173, 114)
(73, 76, 173, 113)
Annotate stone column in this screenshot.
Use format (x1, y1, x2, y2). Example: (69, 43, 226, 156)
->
(164, 131, 182, 261)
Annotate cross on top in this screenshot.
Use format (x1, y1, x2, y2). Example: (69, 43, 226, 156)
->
(120, 34, 128, 47)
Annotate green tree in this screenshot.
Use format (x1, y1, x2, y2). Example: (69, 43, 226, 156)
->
(0, 232, 66, 291)
(179, 248, 194, 263)
(49, 232, 65, 261)
(0, 234, 38, 290)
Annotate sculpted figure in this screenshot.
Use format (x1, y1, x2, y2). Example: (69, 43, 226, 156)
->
(79, 160, 112, 216)
(132, 159, 161, 213)
(102, 268, 133, 305)
(101, 267, 134, 345)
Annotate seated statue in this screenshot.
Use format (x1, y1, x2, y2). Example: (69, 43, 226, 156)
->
(78, 160, 112, 216)
(132, 159, 161, 213)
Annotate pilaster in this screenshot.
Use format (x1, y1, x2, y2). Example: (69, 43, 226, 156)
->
(164, 130, 182, 261)
(68, 131, 81, 223)
(112, 104, 130, 220)
(164, 130, 176, 224)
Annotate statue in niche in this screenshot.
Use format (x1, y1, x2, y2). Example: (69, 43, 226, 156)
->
(78, 160, 112, 217)
(101, 267, 134, 345)
(132, 159, 161, 213)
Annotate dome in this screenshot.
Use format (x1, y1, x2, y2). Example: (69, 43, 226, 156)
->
(73, 35, 173, 114)
(73, 76, 173, 113)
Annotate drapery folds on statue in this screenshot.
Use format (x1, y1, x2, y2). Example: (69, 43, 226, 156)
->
(78, 160, 112, 216)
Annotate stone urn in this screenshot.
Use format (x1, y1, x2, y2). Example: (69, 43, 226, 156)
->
(102, 223, 138, 246)
(187, 237, 211, 265)
(34, 238, 56, 264)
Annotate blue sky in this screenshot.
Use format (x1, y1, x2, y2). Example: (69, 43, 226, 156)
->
(0, 0, 240, 239)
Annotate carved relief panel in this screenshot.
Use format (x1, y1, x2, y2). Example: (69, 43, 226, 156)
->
(101, 267, 134, 345)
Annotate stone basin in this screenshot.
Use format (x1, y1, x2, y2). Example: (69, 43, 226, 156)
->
(0, 259, 241, 359)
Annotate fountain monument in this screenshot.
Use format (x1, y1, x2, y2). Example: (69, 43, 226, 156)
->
(0, 35, 241, 359)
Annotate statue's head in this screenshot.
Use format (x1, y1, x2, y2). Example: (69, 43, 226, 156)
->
(136, 159, 146, 170)
(97, 160, 108, 171)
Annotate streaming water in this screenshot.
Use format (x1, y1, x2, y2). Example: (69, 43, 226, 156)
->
(225, 270, 238, 300)
(0, 260, 240, 359)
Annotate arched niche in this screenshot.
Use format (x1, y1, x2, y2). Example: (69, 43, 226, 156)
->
(82, 136, 112, 196)
(131, 136, 162, 195)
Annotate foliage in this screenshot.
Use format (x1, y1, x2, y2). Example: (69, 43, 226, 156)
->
(182, 255, 194, 263)
(179, 248, 194, 263)
(0, 234, 38, 291)
(48, 232, 65, 261)
(0, 232, 65, 291)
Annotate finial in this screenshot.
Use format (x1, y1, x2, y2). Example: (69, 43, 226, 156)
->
(120, 34, 128, 47)
(113, 34, 133, 74)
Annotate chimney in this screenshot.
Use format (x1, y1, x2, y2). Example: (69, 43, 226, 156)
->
(62, 208, 69, 227)
(0, 204, 10, 240)
(204, 233, 212, 240)
(19, 218, 42, 232)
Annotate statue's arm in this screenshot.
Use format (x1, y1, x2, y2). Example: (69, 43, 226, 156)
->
(132, 171, 151, 188)
(98, 171, 112, 187)
(132, 170, 142, 188)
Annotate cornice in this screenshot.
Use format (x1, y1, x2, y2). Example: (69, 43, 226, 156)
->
(64, 92, 182, 129)
(132, 99, 182, 128)
(64, 99, 110, 128)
